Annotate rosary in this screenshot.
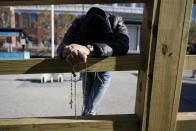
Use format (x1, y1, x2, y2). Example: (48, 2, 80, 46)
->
(69, 66, 77, 119)
(69, 63, 87, 119)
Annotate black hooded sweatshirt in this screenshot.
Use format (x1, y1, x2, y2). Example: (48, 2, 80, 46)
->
(57, 7, 129, 57)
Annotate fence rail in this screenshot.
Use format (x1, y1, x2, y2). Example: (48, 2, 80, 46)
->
(0, 55, 195, 75)
(0, 114, 139, 131)
(0, 55, 145, 75)
(184, 55, 196, 70)
(0, 113, 195, 131)
(0, 0, 146, 6)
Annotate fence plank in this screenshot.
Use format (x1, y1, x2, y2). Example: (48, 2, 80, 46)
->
(135, 0, 160, 131)
(170, 0, 194, 130)
(0, 114, 140, 131)
(147, 0, 193, 131)
(176, 112, 196, 131)
(0, 0, 145, 6)
(0, 55, 144, 75)
(184, 55, 196, 70)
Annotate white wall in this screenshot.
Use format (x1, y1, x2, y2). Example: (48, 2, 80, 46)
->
(126, 24, 141, 53)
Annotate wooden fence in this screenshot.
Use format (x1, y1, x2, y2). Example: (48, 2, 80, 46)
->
(0, 0, 196, 131)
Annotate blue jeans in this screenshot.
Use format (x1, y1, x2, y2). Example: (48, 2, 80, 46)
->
(82, 72, 112, 116)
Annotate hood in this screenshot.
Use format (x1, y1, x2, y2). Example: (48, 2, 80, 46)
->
(86, 7, 112, 32)
(86, 7, 107, 19)
(75, 7, 113, 45)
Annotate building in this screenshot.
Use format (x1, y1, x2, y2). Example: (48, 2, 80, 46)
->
(7, 3, 144, 52)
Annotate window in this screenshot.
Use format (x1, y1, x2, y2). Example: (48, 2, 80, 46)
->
(22, 13, 28, 28)
(117, 3, 131, 7)
(100, 4, 113, 6)
(136, 3, 144, 8)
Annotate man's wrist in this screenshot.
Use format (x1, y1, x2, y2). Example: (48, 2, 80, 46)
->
(87, 45, 94, 55)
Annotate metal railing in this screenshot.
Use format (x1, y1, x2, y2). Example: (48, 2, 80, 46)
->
(11, 4, 143, 14)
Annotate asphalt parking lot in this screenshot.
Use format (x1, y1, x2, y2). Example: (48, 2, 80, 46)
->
(0, 71, 138, 118)
(0, 70, 195, 118)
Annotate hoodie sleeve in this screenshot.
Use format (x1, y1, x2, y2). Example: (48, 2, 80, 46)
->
(57, 16, 83, 58)
(93, 16, 129, 57)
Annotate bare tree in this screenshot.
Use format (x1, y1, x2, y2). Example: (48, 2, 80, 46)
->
(34, 9, 77, 46)
(0, 8, 11, 28)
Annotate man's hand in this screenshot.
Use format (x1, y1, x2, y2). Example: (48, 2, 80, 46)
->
(62, 44, 90, 66)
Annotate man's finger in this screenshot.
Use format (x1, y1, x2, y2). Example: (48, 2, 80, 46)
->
(66, 54, 74, 66)
(71, 50, 81, 64)
(69, 44, 90, 55)
(64, 45, 74, 55)
(66, 54, 79, 66)
(78, 51, 87, 63)
(63, 46, 71, 57)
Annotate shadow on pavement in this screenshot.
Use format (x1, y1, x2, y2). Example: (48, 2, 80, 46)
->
(179, 82, 196, 112)
(131, 73, 138, 77)
(16, 79, 41, 83)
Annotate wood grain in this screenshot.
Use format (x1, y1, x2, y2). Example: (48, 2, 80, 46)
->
(0, 55, 144, 75)
(0, 0, 146, 6)
(147, 0, 193, 131)
(184, 55, 196, 70)
(0, 114, 140, 131)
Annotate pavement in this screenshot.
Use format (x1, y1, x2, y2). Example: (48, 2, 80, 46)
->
(0, 70, 195, 118)
(179, 70, 196, 112)
(0, 71, 138, 118)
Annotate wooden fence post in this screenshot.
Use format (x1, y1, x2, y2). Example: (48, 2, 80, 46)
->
(146, 0, 193, 131)
(135, 0, 160, 130)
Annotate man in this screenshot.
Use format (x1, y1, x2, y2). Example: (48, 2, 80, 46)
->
(57, 7, 129, 116)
